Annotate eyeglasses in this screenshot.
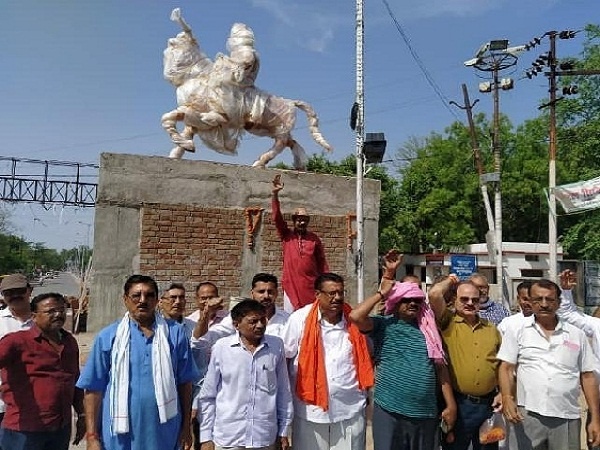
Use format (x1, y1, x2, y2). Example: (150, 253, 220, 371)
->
(38, 308, 66, 316)
(127, 292, 157, 302)
(319, 290, 345, 299)
(457, 296, 480, 304)
(530, 296, 558, 304)
(399, 298, 423, 305)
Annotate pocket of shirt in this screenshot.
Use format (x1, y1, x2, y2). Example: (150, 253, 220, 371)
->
(554, 340, 580, 368)
(256, 364, 277, 395)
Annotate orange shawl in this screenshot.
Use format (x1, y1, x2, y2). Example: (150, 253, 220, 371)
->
(295, 300, 374, 411)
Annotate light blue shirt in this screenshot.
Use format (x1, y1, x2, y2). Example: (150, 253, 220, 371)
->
(77, 318, 198, 450)
(199, 333, 293, 448)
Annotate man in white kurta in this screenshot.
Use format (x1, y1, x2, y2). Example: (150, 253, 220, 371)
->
(282, 273, 372, 450)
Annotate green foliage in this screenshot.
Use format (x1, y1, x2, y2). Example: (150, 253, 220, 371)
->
(0, 218, 91, 275)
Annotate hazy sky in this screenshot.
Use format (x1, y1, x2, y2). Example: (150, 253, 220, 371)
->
(0, 0, 592, 249)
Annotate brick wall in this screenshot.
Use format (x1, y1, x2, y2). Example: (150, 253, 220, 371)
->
(90, 154, 380, 331)
(139, 204, 351, 315)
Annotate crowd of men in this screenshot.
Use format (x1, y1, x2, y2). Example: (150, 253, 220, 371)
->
(1, 176, 600, 450)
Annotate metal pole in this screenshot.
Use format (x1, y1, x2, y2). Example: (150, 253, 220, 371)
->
(355, 0, 365, 302)
(548, 32, 558, 281)
(492, 64, 504, 293)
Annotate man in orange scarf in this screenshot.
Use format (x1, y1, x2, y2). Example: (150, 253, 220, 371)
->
(282, 273, 373, 450)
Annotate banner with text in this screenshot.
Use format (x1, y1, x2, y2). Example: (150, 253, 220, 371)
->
(552, 176, 600, 214)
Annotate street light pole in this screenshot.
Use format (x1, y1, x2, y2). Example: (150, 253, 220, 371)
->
(548, 32, 558, 282)
(467, 40, 519, 297)
(355, 0, 365, 302)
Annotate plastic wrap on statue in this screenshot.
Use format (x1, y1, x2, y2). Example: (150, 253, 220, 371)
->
(161, 8, 332, 170)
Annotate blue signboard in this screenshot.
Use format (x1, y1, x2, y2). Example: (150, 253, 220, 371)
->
(450, 255, 477, 281)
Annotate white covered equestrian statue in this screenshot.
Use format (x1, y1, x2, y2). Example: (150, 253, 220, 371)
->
(161, 8, 332, 170)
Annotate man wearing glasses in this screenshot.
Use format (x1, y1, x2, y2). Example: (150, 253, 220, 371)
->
(498, 279, 600, 450)
(282, 273, 373, 450)
(0, 292, 84, 450)
(0, 274, 35, 424)
(429, 277, 502, 450)
(77, 274, 198, 450)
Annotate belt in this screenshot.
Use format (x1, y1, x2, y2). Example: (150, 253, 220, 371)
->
(455, 390, 496, 404)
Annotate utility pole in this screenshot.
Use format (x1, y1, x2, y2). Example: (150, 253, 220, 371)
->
(450, 85, 495, 238)
(524, 29, 600, 280)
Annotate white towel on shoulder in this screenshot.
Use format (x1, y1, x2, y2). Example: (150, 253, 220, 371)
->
(109, 312, 178, 434)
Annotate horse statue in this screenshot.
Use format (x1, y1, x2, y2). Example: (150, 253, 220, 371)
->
(161, 8, 333, 170)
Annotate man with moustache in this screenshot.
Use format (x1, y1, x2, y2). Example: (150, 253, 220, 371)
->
(469, 274, 510, 326)
(349, 250, 456, 450)
(0, 274, 35, 424)
(498, 279, 600, 450)
(282, 273, 374, 450)
(160, 282, 206, 450)
(272, 174, 329, 312)
(497, 281, 533, 336)
(0, 292, 85, 450)
(192, 273, 289, 348)
(77, 274, 198, 450)
(429, 277, 502, 450)
(198, 300, 293, 450)
(187, 282, 228, 338)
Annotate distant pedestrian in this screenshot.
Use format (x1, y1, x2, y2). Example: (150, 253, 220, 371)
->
(0, 273, 35, 423)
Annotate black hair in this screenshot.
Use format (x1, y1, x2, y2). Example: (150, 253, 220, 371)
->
(231, 299, 266, 322)
(314, 273, 344, 291)
(529, 279, 561, 298)
(195, 281, 218, 295)
(31, 292, 66, 312)
(516, 280, 533, 293)
(124, 275, 158, 296)
(252, 273, 278, 289)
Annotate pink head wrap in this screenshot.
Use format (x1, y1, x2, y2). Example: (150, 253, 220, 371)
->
(384, 281, 446, 364)
(384, 282, 425, 315)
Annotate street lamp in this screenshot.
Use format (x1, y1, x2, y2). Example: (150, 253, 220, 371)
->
(353, 0, 366, 302)
(465, 39, 520, 300)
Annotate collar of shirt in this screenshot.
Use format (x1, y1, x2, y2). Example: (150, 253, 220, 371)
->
(0, 308, 33, 322)
(525, 315, 566, 334)
(452, 313, 483, 329)
(230, 333, 269, 353)
(30, 324, 65, 343)
(479, 298, 493, 310)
